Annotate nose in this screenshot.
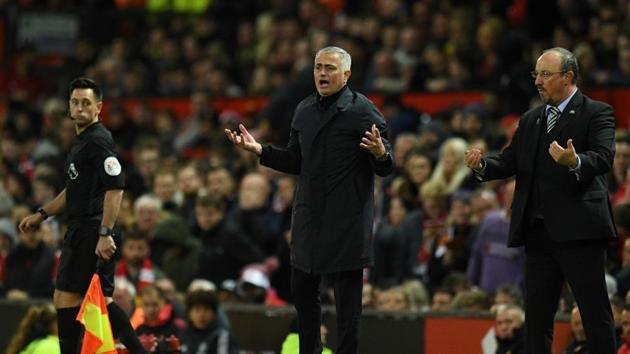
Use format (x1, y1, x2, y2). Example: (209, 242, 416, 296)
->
(534, 75, 543, 86)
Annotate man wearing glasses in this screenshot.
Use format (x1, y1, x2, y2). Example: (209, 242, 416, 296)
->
(465, 47, 617, 353)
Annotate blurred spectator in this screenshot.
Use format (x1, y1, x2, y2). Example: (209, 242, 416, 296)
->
(494, 284, 523, 308)
(428, 137, 477, 195)
(152, 216, 201, 292)
(193, 194, 264, 286)
(391, 133, 420, 173)
(136, 284, 187, 338)
(616, 238, 630, 299)
(372, 197, 410, 288)
(179, 289, 240, 354)
(116, 231, 163, 293)
(413, 181, 449, 282)
(0, 188, 16, 218)
(236, 264, 286, 306)
(470, 188, 500, 224)
(230, 172, 283, 257)
(176, 163, 203, 227)
(5, 303, 59, 354)
(451, 288, 490, 312)
(381, 95, 421, 141)
(133, 194, 164, 239)
(468, 180, 524, 295)
(564, 306, 588, 354)
(113, 276, 143, 330)
(431, 287, 454, 312)
(390, 149, 433, 211)
(31, 174, 63, 212)
(362, 282, 376, 309)
(154, 109, 178, 156)
(105, 104, 138, 152)
(610, 134, 630, 196)
(427, 190, 476, 289)
(174, 90, 217, 154)
(494, 304, 525, 354)
(126, 139, 162, 198)
(0, 217, 17, 294)
(153, 168, 182, 212)
(400, 279, 429, 312)
(4, 223, 56, 299)
(206, 166, 237, 211)
(375, 286, 409, 312)
(611, 295, 624, 347)
(620, 304, 630, 354)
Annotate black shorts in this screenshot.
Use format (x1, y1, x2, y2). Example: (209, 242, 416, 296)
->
(56, 220, 122, 297)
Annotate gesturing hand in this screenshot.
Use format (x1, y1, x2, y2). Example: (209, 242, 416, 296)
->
(464, 148, 484, 171)
(549, 139, 578, 167)
(360, 124, 387, 159)
(224, 124, 263, 156)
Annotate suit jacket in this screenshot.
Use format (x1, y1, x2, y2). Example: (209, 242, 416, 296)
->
(479, 90, 616, 246)
(260, 86, 393, 273)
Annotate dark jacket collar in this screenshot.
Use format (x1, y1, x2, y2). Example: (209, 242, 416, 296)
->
(316, 85, 349, 111)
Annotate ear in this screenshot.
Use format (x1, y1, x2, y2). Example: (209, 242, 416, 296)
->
(565, 70, 575, 84)
(96, 101, 103, 116)
(343, 70, 351, 84)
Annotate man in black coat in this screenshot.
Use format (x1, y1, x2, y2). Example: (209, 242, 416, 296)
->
(465, 47, 617, 353)
(225, 46, 393, 354)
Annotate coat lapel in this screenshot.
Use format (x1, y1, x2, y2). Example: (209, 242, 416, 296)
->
(310, 87, 355, 144)
(525, 106, 545, 156)
(548, 90, 583, 141)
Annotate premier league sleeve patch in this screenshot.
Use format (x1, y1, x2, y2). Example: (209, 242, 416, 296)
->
(104, 156, 122, 176)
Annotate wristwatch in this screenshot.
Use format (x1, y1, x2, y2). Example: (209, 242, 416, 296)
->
(36, 207, 49, 220)
(98, 226, 113, 237)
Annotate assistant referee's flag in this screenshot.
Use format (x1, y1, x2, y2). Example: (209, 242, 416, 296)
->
(76, 273, 116, 354)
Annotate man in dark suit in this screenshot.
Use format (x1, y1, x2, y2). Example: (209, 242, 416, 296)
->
(225, 46, 393, 354)
(465, 47, 617, 353)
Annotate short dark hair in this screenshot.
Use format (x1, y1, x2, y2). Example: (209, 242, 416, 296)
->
(196, 194, 225, 210)
(123, 231, 149, 243)
(69, 77, 102, 101)
(186, 290, 218, 313)
(544, 47, 579, 84)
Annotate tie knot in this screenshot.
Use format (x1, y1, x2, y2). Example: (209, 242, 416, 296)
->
(547, 106, 560, 118)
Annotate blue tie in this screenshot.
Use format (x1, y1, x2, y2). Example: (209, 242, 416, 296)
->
(547, 106, 560, 133)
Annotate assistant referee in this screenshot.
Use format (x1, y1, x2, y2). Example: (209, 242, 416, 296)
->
(19, 78, 146, 354)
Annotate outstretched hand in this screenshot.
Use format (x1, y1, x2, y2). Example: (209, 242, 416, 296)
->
(549, 139, 578, 167)
(464, 148, 484, 171)
(360, 124, 387, 159)
(224, 124, 263, 156)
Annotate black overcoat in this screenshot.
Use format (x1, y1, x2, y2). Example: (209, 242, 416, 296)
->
(260, 87, 393, 273)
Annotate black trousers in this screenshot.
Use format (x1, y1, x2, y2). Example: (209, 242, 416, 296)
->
(291, 267, 363, 354)
(524, 220, 616, 354)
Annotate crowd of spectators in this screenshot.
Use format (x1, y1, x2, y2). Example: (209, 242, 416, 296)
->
(1, 0, 630, 352)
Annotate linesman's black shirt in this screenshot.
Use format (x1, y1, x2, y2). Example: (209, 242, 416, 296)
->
(65, 121, 125, 222)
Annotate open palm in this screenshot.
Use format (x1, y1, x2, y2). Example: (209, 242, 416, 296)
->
(224, 124, 262, 156)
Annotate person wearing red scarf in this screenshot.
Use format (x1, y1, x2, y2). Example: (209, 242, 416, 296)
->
(115, 232, 162, 292)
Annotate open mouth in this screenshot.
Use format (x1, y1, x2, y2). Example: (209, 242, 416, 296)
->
(319, 79, 330, 88)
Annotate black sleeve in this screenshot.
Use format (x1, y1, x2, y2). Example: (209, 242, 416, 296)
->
(89, 138, 126, 190)
(259, 127, 302, 175)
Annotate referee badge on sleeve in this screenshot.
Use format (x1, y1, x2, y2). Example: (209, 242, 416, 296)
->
(104, 156, 122, 176)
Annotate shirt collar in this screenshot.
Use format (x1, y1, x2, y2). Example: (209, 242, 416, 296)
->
(547, 87, 578, 114)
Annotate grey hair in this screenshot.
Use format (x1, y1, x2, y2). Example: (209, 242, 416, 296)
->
(544, 47, 579, 84)
(134, 194, 163, 212)
(315, 46, 352, 71)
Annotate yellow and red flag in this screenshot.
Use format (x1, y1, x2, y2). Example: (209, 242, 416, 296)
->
(76, 273, 116, 354)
